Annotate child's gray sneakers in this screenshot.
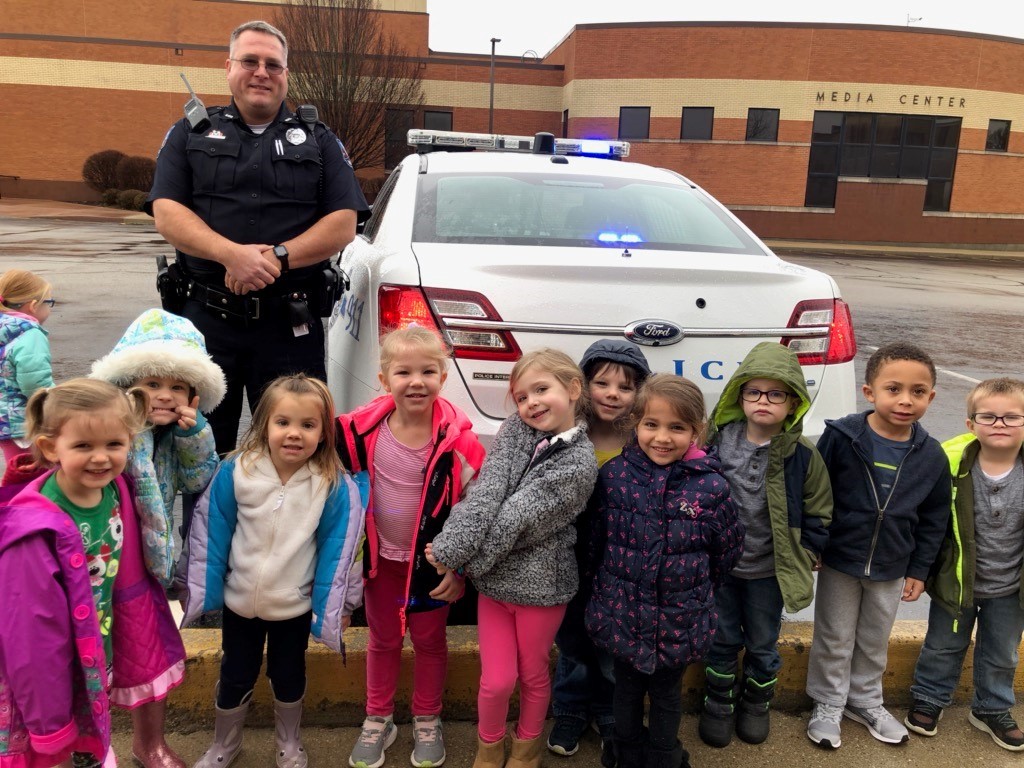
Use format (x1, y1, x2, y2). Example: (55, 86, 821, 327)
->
(844, 704, 909, 744)
(807, 703, 844, 749)
(411, 716, 446, 767)
(349, 716, 397, 768)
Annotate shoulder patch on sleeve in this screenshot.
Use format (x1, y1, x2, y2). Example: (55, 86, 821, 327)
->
(336, 138, 353, 168)
(158, 126, 174, 154)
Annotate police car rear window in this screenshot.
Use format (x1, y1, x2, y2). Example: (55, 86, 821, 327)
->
(411, 173, 764, 253)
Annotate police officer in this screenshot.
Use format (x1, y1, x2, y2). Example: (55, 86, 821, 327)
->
(147, 19, 368, 455)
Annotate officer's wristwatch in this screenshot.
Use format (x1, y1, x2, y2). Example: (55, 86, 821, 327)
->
(273, 245, 290, 273)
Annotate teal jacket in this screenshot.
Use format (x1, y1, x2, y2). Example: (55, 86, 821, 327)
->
(707, 341, 833, 612)
(0, 312, 53, 440)
(927, 433, 1024, 631)
(126, 414, 219, 586)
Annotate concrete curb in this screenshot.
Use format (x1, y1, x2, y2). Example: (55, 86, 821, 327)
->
(166, 620, 1013, 730)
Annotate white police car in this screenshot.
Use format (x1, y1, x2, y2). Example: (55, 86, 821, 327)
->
(328, 129, 857, 442)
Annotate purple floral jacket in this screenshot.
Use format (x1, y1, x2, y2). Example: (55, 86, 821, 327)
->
(0, 471, 186, 768)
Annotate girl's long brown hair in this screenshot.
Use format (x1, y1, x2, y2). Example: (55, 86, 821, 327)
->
(233, 374, 344, 489)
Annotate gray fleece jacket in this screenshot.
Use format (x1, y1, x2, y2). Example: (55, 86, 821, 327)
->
(430, 412, 598, 606)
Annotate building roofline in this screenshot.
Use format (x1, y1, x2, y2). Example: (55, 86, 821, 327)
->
(564, 20, 1024, 49)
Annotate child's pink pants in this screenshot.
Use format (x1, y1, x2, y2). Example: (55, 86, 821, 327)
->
(363, 556, 450, 717)
(477, 593, 567, 742)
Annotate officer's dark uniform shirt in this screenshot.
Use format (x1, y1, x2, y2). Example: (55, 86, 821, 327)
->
(146, 101, 368, 286)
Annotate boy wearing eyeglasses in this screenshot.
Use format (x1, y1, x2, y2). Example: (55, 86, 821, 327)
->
(805, 342, 951, 750)
(698, 342, 833, 748)
(906, 377, 1024, 752)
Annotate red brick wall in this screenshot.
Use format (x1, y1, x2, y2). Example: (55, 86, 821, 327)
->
(737, 178, 1024, 244)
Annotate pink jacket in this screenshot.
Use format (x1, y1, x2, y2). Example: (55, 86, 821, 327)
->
(337, 395, 485, 630)
(0, 471, 186, 768)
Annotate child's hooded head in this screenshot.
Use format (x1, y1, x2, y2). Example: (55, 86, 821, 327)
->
(90, 309, 227, 420)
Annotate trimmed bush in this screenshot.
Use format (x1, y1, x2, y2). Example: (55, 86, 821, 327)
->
(116, 189, 147, 211)
(115, 156, 156, 193)
(101, 188, 120, 206)
(82, 150, 126, 193)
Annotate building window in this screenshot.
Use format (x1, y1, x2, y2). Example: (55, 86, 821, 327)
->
(681, 107, 713, 140)
(424, 110, 453, 131)
(562, 109, 569, 138)
(384, 108, 415, 171)
(745, 108, 779, 142)
(804, 110, 962, 211)
(618, 107, 650, 140)
(986, 119, 1011, 152)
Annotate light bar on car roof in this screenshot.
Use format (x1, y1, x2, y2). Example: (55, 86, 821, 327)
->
(407, 130, 630, 158)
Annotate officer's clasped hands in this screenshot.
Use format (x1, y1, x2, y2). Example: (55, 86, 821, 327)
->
(223, 242, 279, 294)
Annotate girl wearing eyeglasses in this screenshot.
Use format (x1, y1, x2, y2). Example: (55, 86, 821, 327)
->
(0, 269, 56, 475)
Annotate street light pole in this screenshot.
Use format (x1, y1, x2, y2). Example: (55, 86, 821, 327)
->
(489, 37, 501, 133)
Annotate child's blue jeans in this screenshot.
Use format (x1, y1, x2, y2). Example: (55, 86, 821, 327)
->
(706, 574, 785, 681)
(551, 589, 616, 728)
(911, 593, 1024, 713)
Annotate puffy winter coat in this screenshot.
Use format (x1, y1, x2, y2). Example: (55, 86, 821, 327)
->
(337, 395, 485, 628)
(0, 471, 186, 767)
(586, 441, 743, 674)
(0, 312, 52, 440)
(127, 415, 218, 586)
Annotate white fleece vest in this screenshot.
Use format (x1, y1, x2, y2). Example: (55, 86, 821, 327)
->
(224, 454, 330, 620)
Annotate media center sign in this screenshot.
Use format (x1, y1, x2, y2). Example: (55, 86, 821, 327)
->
(815, 90, 967, 109)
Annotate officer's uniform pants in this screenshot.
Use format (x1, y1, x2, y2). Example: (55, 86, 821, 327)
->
(184, 298, 326, 455)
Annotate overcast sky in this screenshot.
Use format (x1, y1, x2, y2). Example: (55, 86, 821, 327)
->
(425, 1, 1024, 56)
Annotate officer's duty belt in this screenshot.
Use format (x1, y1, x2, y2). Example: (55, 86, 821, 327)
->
(186, 280, 275, 324)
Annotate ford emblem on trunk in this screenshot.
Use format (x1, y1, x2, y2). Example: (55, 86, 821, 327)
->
(625, 319, 685, 347)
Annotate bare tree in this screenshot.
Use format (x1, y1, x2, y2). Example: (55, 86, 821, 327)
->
(276, 0, 424, 170)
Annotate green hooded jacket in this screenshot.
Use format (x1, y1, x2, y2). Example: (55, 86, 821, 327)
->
(927, 433, 1024, 631)
(707, 341, 833, 612)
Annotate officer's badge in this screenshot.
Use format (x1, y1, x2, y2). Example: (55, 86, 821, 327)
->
(205, 129, 226, 140)
(286, 128, 307, 145)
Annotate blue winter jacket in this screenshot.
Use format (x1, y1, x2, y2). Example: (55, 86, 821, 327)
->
(818, 411, 951, 582)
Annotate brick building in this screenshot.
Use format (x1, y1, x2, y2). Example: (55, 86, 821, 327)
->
(3, 0, 1024, 244)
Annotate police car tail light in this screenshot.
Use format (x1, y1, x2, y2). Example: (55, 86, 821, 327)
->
(378, 285, 439, 338)
(422, 287, 523, 362)
(781, 299, 857, 365)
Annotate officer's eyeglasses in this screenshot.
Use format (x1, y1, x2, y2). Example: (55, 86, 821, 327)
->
(971, 413, 1024, 427)
(740, 387, 792, 405)
(231, 57, 286, 76)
